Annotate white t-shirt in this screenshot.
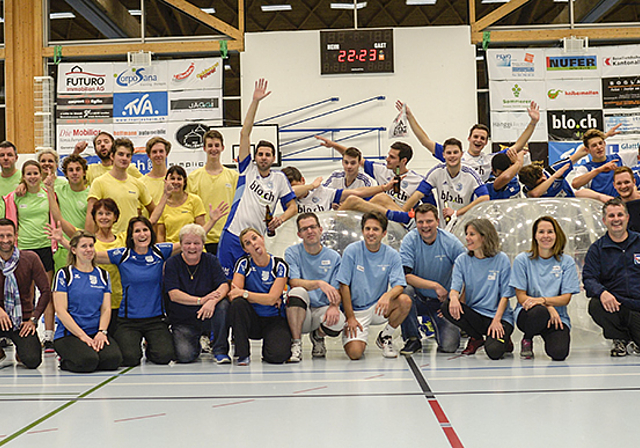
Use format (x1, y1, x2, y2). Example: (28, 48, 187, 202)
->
(363, 160, 424, 207)
(296, 186, 342, 213)
(323, 170, 376, 190)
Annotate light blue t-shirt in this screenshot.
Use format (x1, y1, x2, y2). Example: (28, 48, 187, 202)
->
(285, 243, 341, 308)
(234, 254, 288, 317)
(451, 251, 515, 325)
(509, 252, 580, 329)
(336, 241, 406, 311)
(400, 228, 465, 300)
(53, 266, 111, 340)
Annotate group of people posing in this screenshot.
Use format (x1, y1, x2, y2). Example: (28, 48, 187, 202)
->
(0, 77, 639, 372)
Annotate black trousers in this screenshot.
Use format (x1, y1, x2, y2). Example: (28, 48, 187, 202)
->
(441, 299, 513, 360)
(589, 297, 640, 344)
(114, 316, 175, 367)
(228, 298, 291, 364)
(0, 329, 41, 369)
(54, 334, 122, 373)
(516, 305, 570, 361)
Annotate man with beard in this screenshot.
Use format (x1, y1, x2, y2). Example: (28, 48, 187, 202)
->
(73, 131, 142, 185)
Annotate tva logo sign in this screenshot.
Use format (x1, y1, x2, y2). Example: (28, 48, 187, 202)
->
(547, 110, 603, 141)
(113, 92, 168, 121)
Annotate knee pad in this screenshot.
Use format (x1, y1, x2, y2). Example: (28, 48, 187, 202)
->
(287, 287, 309, 310)
(287, 295, 308, 310)
(320, 324, 341, 338)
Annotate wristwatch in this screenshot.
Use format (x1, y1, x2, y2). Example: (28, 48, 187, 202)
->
(29, 316, 37, 328)
(99, 330, 108, 336)
(242, 290, 249, 299)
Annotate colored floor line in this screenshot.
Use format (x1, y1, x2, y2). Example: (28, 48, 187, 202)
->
(405, 356, 464, 448)
(0, 366, 133, 447)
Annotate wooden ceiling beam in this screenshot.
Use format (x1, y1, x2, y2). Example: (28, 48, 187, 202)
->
(472, 26, 640, 44)
(471, 0, 532, 34)
(42, 39, 244, 57)
(160, 0, 242, 40)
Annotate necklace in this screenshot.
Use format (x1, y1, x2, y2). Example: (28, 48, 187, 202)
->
(186, 263, 200, 280)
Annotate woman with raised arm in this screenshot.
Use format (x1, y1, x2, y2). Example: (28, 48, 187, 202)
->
(441, 218, 515, 360)
(509, 216, 580, 361)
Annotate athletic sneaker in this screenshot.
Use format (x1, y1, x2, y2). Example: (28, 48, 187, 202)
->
(400, 338, 422, 355)
(237, 356, 251, 366)
(376, 332, 398, 358)
(627, 341, 640, 356)
(43, 340, 55, 354)
(214, 354, 231, 364)
(462, 337, 484, 355)
(200, 335, 213, 354)
(288, 340, 302, 363)
(310, 329, 327, 358)
(0, 337, 12, 348)
(611, 339, 629, 357)
(418, 316, 435, 339)
(520, 338, 534, 359)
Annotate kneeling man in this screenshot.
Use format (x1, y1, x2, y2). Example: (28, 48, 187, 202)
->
(337, 212, 411, 360)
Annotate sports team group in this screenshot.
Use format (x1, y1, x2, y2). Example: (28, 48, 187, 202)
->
(0, 78, 639, 373)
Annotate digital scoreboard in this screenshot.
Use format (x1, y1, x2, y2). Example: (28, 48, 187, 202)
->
(320, 29, 394, 75)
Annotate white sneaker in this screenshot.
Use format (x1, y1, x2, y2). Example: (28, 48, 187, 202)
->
(627, 341, 640, 356)
(288, 340, 302, 363)
(376, 332, 398, 359)
(200, 335, 212, 354)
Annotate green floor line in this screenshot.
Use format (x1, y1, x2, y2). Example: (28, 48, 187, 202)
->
(0, 367, 133, 446)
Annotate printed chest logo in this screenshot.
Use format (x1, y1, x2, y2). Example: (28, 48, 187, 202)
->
(634, 254, 640, 265)
(261, 271, 270, 282)
(487, 270, 498, 281)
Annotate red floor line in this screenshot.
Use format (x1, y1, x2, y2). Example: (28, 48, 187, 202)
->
(114, 413, 166, 423)
(26, 428, 58, 434)
(364, 374, 384, 380)
(293, 386, 327, 394)
(442, 427, 464, 448)
(212, 399, 255, 408)
(428, 399, 450, 424)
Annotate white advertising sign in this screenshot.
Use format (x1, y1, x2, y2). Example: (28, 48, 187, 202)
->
(604, 110, 640, 135)
(168, 58, 223, 90)
(57, 63, 114, 94)
(544, 49, 601, 79)
(112, 123, 170, 152)
(486, 49, 545, 80)
(489, 80, 545, 111)
(600, 45, 640, 77)
(544, 79, 601, 110)
(112, 62, 168, 92)
(491, 110, 548, 143)
(56, 124, 114, 155)
(168, 89, 223, 121)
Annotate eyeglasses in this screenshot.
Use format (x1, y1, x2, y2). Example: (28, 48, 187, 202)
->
(298, 224, 320, 233)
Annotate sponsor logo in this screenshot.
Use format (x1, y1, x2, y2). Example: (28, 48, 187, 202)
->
(550, 113, 598, 130)
(603, 56, 640, 67)
(548, 89, 562, 99)
(175, 123, 210, 149)
(547, 110, 603, 140)
(113, 92, 168, 120)
(173, 62, 195, 81)
(196, 62, 219, 80)
(64, 65, 107, 92)
(495, 54, 512, 67)
(603, 76, 640, 108)
(512, 84, 522, 97)
(115, 67, 159, 88)
(440, 190, 463, 205)
(171, 98, 219, 111)
(635, 253, 640, 265)
(59, 128, 101, 138)
(524, 53, 534, 63)
(547, 56, 597, 70)
(547, 88, 599, 99)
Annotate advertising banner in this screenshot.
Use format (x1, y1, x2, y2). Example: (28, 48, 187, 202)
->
(547, 110, 603, 141)
(489, 80, 545, 110)
(548, 141, 581, 165)
(604, 110, 640, 134)
(491, 110, 548, 143)
(600, 45, 640, 77)
(486, 49, 545, 80)
(167, 58, 223, 90)
(56, 94, 113, 123)
(112, 62, 168, 92)
(57, 124, 114, 155)
(544, 50, 601, 79)
(169, 89, 223, 121)
(544, 79, 601, 110)
(602, 76, 640, 108)
(113, 91, 169, 123)
(57, 63, 114, 94)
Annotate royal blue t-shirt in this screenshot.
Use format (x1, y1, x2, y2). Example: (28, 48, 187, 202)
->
(234, 254, 288, 317)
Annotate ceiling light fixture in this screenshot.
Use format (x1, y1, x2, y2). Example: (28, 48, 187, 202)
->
(330, 2, 367, 10)
(261, 4, 293, 12)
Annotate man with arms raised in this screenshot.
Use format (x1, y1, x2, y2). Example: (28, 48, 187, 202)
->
(74, 131, 142, 185)
(584, 198, 640, 357)
(218, 79, 297, 278)
(336, 212, 412, 360)
(285, 213, 346, 362)
(397, 100, 539, 182)
(0, 218, 52, 368)
(399, 204, 466, 355)
(187, 130, 238, 254)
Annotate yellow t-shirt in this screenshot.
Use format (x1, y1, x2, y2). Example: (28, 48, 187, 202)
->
(87, 163, 141, 185)
(94, 232, 126, 309)
(187, 167, 238, 244)
(158, 193, 206, 243)
(141, 175, 164, 218)
(88, 173, 152, 235)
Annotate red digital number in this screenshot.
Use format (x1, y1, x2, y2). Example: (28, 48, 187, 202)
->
(369, 49, 377, 61)
(338, 50, 346, 63)
(347, 49, 356, 62)
(359, 49, 367, 62)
